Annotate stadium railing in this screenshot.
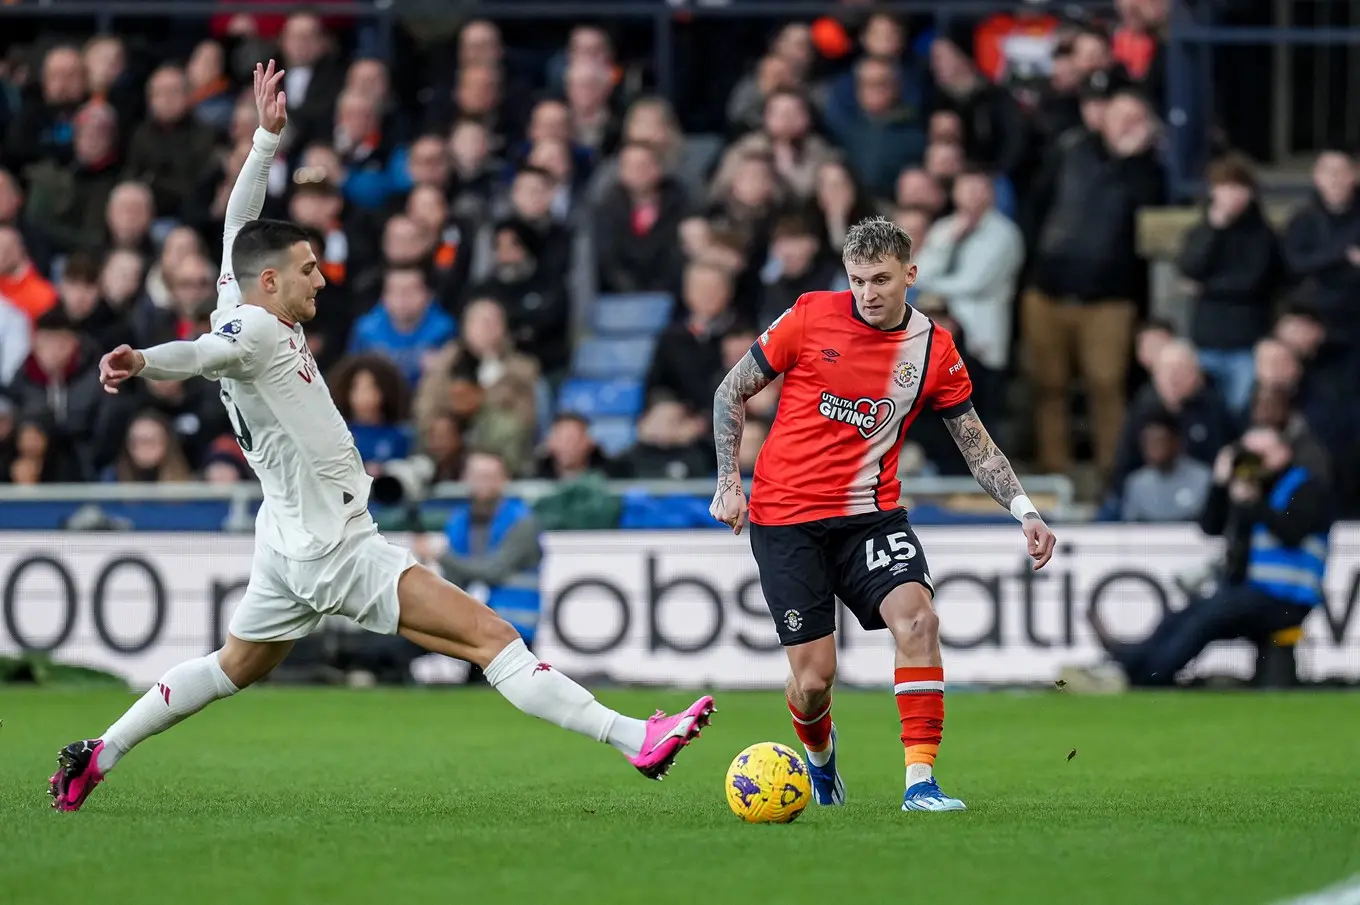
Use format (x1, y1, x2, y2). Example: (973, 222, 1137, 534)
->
(4, 0, 1114, 109)
(0, 474, 1082, 532)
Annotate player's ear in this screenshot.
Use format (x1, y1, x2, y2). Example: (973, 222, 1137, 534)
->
(258, 266, 279, 295)
(904, 262, 918, 287)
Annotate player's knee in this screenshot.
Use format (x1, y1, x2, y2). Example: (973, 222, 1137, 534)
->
(475, 613, 523, 664)
(216, 639, 285, 689)
(883, 587, 939, 646)
(791, 669, 834, 701)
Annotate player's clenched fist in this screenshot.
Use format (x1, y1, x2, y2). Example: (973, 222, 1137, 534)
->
(99, 344, 144, 394)
(1022, 516, 1057, 570)
(710, 476, 749, 535)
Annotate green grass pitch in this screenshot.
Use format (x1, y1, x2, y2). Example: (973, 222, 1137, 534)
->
(2, 687, 1357, 905)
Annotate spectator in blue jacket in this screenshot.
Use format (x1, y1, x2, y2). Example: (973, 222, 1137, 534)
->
(348, 264, 457, 385)
(822, 55, 926, 198)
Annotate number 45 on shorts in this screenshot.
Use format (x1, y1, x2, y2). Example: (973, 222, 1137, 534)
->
(865, 532, 917, 571)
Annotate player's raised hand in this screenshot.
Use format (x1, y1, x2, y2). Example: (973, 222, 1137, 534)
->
(1022, 515, 1056, 570)
(99, 345, 145, 395)
(710, 475, 749, 535)
(254, 59, 287, 134)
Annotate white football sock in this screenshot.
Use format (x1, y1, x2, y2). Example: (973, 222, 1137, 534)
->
(97, 652, 239, 774)
(906, 762, 934, 787)
(483, 639, 647, 758)
(806, 745, 834, 768)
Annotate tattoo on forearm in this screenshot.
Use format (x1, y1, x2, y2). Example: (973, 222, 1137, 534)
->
(714, 352, 773, 482)
(943, 408, 1026, 511)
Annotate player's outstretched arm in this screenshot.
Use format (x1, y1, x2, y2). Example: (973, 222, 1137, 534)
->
(99, 313, 266, 393)
(943, 407, 1057, 568)
(710, 351, 773, 533)
(220, 61, 287, 282)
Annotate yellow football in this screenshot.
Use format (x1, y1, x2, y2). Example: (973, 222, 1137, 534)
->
(724, 741, 812, 824)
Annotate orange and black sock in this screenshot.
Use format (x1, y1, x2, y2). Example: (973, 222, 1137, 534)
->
(788, 697, 833, 765)
(894, 666, 944, 780)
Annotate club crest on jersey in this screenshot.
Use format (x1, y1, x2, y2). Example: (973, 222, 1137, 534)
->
(818, 391, 896, 440)
(893, 359, 918, 390)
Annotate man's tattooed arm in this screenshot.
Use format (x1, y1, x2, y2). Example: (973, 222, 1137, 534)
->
(714, 351, 774, 488)
(942, 407, 1028, 513)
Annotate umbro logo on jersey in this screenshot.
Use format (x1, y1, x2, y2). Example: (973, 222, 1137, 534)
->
(821, 348, 840, 363)
(818, 391, 896, 440)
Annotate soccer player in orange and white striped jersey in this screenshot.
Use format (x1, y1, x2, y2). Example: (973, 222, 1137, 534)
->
(710, 215, 1057, 812)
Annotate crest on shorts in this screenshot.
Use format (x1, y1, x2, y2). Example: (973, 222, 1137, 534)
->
(783, 609, 803, 632)
(893, 360, 917, 390)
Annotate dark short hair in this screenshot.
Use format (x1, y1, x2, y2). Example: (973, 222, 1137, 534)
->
(231, 219, 312, 285)
(514, 164, 555, 184)
(1138, 317, 1177, 336)
(553, 412, 590, 430)
(1278, 300, 1324, 325)
(1206, 152, 1258, 191)
(1143, 407, 1182, 435)
(62, 251, 101, 285)
(383, 262, 430, 287)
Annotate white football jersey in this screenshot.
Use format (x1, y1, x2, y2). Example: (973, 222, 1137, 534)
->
(205, 298, 372, 561)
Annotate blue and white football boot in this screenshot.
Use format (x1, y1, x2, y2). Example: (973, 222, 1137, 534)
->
(805, 724, 847, 806)
(901, 774, 967, 812)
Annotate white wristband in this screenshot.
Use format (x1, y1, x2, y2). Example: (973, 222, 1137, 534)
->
(1010, 495, 1039, 523)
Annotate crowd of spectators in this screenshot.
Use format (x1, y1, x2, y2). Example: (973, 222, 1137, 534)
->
(0, 2, 1356, 519)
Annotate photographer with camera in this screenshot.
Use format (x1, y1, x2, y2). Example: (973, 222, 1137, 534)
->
(1090, 425, 1332, 687)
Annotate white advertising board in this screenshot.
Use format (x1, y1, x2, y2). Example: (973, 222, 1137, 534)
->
(1, 526, 1356, 688)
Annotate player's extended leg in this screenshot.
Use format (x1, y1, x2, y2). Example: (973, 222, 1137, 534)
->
(785, 634, 846, 805)
(880, 584, 966, 812)
(49, 636, 292, 811)
(396, 564, 714, 779)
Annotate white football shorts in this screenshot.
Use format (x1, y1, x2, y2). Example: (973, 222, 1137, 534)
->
(228, 518, 418, 643)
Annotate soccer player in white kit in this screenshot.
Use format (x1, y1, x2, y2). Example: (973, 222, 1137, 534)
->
(48, 61, 715, 812)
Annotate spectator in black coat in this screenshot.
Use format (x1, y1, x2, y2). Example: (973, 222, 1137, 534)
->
(1176, 153, 1283, 415)
(1023, 88, 1165, 478)
(4, 307, 104, 480)
(1272, 304, 1360, 461)
(757, 211, 841, 330)
(1281, 150, 1360, 347)
(5, 45, 86, 171)
(646, 261, 737, 414)
(593, 142, 689, 294)
(1106, 338, 1236, 513)
(623, 400, 716, 480)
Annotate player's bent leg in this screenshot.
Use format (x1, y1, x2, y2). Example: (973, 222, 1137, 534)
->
(396, 564, 715, 780)
(784, 635, 845, 805)
(49, 636, 290, 812)
(880, 584, 965, 812)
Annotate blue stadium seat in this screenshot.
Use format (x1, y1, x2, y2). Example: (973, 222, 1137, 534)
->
(556, 378, 645, 419)
(590, 293, 674, 337)
(571, 337, 657, 380)
(589, 417, 637, 456)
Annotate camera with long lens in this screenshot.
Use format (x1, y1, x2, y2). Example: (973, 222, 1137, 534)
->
(1230, 445, 1265, 482)
(369, 456, 436, 531)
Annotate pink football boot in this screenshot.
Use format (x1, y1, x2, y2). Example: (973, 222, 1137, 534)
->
(48, 739, 107, 812)
(628, 695, 716, 780)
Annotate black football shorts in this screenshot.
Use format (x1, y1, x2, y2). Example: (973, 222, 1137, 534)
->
(748, 508, 933, 646)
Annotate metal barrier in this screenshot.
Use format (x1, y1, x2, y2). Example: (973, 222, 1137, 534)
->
(0, 474, 1081, 516)
(1166, 3, 1360, 200)
(2, 0, 1109, 111)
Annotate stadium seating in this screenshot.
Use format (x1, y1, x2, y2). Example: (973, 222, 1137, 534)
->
(571, 337, 657, 381)
(556, 378, 645, 420)
(589, 293, 674, 338)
